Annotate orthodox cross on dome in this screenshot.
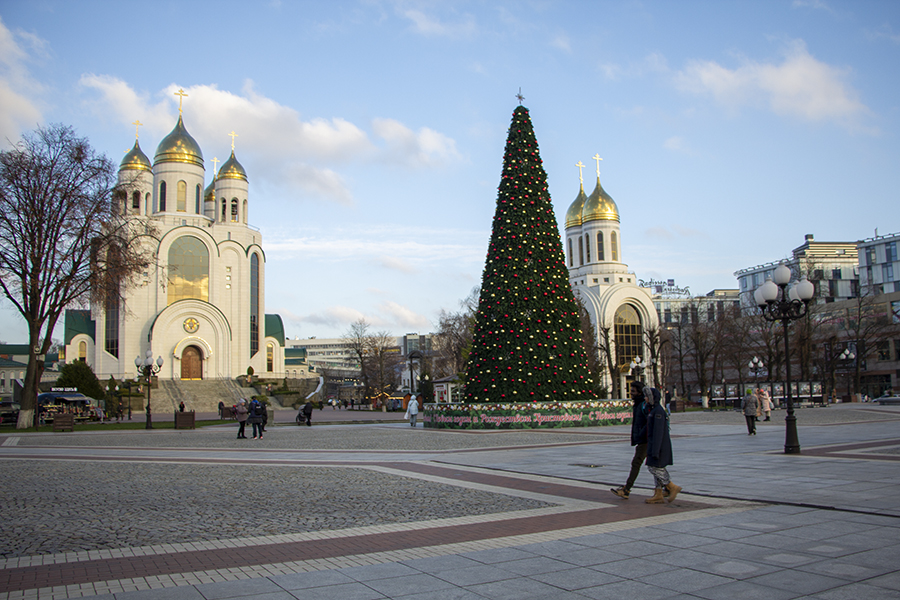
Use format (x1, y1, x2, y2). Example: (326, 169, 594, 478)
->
(575, 160, 585, 185)
(229, 130, 238, 150)
(174, 88, 188, 114)
(132, 119, 143, 140)
(211, 157, 219, 174)
(516, 87, 525, 105)
(592, 153, 603, 177)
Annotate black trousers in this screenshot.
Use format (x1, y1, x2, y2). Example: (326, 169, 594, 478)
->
(745, 415, 757, 434)
(237, 421, 246, 438)
(625, 443, 648, 490)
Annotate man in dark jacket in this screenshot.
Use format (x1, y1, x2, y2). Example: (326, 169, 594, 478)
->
(645, 387, 681, 503)
(610, 381, 651, 499)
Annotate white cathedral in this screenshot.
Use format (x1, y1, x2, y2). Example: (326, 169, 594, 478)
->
(564, 157, 658, 393)
(64, 109, 285, 381)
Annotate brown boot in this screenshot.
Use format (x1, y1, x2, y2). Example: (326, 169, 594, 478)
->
(665, 481, 682, 503)
(645, 488, 666, 504)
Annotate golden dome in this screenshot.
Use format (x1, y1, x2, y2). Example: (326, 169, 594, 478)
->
(204, 179, 216, 202)
(154, 115, 204, 168)
(217, 150, 247, 181)
(565, 184, 588, 228)
(120, 140, 151, 172)
(582, 176, 619, 223)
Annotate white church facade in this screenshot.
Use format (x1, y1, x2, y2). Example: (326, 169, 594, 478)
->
(64, 110, 285, 381)
(564, 157, 659, 393)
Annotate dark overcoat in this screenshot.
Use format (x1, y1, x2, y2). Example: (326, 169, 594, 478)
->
(646, 402, 673, 467)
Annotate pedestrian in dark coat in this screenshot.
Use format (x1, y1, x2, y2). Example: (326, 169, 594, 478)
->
(301, 401, 313, 426)
(610, 381, 650, 499)
(741, 389, 759, 435)
(248, 399, 264, 439)
(645, 387, 681, 504)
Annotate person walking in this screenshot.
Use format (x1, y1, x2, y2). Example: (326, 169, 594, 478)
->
(218, 401, 224, 418)
(645, 387, 681, 504)
(405, 394, 419, 427)
(235, 399, 249, 439)
(178, 401, 185, 413)
(610, 381, 651, 500)
(741, 388, 759, 435)
(301, 400, 313, 426)
(248, 398, 265, 439)
(757, 387, 772, 421)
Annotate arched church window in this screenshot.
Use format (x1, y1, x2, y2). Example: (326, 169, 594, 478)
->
(250, 254, 260, 356)
(78, 341, 86, 362)
(221, 198, 227, 222)
(231, 198, 239, 222)
(167, 236, 209, 304)
(567, 239, 573, 266)
(578, 237, 584, 266)
(104, 246, 120, 358)
(614, 304, 642, 370)
(611, 232, 618, 262)
(159, 181, 167, 212)
(177, 180, 187, 212)
(243, 199, 248, 223)
(132, 190, 141, 212)
(195, 184, 201, 214)
(145, 192, 151, 215)
(585, 235, 591, 263)
(597, 232, 604, 261)
(267, 343, 274, 372)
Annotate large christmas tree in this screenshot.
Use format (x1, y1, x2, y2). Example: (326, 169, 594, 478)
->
(464, 106, 595, 403)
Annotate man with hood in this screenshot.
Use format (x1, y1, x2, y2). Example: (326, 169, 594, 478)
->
(645, 386, 681, 504)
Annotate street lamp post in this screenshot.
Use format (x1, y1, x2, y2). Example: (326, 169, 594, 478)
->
(839, 348, 855, 402)
(134, 350, 164, 429)
(749, 356, 765, 386)
(754, 264, 815, 454)
(629, 356, 645, 383)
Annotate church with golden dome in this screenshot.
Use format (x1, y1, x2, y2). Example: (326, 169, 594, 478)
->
(564, 156, 658, 393)
(64, 101, 285, 382)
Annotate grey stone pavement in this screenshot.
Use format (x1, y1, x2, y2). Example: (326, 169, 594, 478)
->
(0, 402, 899, 599)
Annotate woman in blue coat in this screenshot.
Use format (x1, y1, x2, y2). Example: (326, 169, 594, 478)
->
(644, 387, 681, 504)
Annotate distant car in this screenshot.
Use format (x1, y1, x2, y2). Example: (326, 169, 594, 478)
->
(0, 401, 20, 425)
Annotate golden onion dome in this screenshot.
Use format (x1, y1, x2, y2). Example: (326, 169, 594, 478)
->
(217, 150, 248, 181)
(565, 184, 588, 229)
(204, 179, 216, 202)
(582, 176, 619, 223)
(120, 140, 151, 172)
(153, 115, 204, 168)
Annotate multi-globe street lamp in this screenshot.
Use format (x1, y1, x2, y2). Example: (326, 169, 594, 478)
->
(754, 264, 815, 454)
(749, 356, 765, 385)
(134, 350, 164, 429)
(839, 348, 856, 402)
(629, 356, 645, 382)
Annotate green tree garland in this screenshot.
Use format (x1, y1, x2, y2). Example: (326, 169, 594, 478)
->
(464, 106, 595, 403)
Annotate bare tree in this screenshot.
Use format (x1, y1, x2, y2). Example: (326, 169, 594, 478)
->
(341, 318, 372, 401)
(595, 316, 619, 398)
(433, 286, 478, 379)
(0, 124, 152, 429)
(577, 298, 606, 397)
(365, 330, 401, 402)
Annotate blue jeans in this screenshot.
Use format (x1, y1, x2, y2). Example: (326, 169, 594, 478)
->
(252, 422, 263, 437)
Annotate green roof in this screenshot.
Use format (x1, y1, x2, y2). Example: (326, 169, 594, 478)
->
(265, 314, 285, 346)
(65, 310, 95, 345)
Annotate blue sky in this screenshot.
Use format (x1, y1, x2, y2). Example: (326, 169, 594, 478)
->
(1, 0, 898, 343)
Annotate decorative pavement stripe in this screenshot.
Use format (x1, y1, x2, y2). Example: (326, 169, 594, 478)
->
(0, 461, 750, 597)
(801, 438, 900, 461)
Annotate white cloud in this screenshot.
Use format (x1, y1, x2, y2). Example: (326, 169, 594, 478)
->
(663, 136, 690, 154)
(78, 78, 459, 204)
(792, 0, 835, 13)
(377, 300, 431, 329)
(398, 7, 476, 38)
(372, 117, 460, 167)
(0, 17, 45, 145)
(375, 256, 418, 274)
(550, 33, 571, 53)
(866, 24, 900, 45)
(674, 41, 870, 130)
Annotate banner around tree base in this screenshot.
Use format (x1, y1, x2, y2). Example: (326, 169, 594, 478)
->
(422, 401, 631, 430)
